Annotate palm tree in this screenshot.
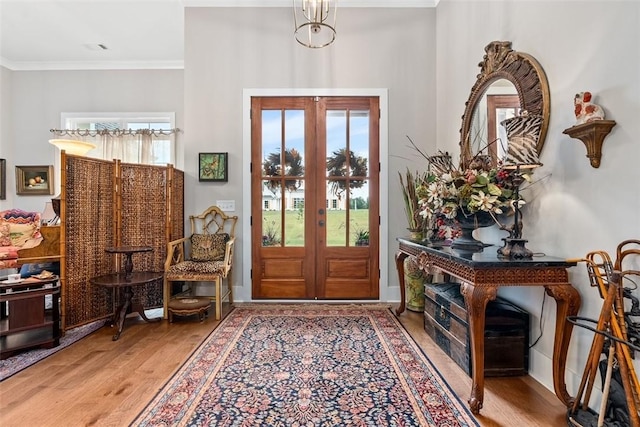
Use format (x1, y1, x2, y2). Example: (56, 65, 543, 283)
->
(326, 148, 368, 199)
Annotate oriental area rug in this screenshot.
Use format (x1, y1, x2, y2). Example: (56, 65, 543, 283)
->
(132, 304, 478, 427)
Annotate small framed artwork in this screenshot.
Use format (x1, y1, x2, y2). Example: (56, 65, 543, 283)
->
(0, 159, 5, 200)
(15, 165, 54, 195)
(199, 152, 228, 182)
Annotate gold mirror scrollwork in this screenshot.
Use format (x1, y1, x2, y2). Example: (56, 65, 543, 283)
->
(459, 41, 550, 169)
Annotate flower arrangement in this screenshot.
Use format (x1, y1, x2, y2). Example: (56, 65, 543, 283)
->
(399, 136, 530, 242)
(416, 155, 524, 240)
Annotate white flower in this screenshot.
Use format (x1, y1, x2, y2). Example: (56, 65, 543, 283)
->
(441, 173, 454, 183)
(470, 191, 502, 213)
(426, 182, 443, 209)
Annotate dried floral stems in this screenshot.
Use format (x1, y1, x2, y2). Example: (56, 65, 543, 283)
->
(399, 169, 426, 231)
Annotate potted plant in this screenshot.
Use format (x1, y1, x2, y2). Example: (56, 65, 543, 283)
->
(399, 168, 429, 239)
(354, 229, 370, 246)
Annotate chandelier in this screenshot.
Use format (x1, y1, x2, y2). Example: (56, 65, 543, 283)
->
(293, 0, 337, 48)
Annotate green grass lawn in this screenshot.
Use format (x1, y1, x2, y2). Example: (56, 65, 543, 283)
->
(262, 209, 370, 246)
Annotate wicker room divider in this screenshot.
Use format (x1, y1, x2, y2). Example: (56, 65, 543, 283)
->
(60, 153, 184, 330)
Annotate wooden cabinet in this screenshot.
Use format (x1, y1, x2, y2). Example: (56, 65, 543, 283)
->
(0, 277, 60, 360)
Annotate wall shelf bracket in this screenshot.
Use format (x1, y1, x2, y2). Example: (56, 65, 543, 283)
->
(563, 120, 616, 168)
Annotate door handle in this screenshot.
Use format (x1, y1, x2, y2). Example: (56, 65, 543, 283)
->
(319, 220, 325, 227)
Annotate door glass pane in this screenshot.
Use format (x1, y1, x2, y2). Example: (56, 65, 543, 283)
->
(326, 206, 347, 246)
(284, 110, 305, 176)
(285, 209, 304, 246)
(326, 110, 348, 196)
(350, 110, 369, 179)
(326, 110, 347, 246)
(326, 109, 370, 247)
(262, 110, 284, 248)
(262, 206, 282, 247)
(262, 110, 283, 178)
(262, 109, 305, 247)
(350, 181, 370, 246)
(349, 110, 370, 246)
(283, 110, 304, 247)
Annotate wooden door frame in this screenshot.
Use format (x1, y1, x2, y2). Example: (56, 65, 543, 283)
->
(241, 88, 390, 303)
(486, 94, 520, 166)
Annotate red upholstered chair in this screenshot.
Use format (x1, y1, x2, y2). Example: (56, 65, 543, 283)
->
(163, 206, 237, 321)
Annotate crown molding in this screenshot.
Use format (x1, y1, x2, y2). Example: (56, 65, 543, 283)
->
(183, 0, 439, 7)
(0, 57, 184, 71)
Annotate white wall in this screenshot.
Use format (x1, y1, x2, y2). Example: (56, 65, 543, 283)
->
(0, 67, 12, 205)
(184, 7, 437, 302)
(436, 0, 640, 400)
(0, 69, 184, 213)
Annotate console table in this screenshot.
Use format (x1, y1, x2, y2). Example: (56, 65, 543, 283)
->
(395, 237, 581, 414)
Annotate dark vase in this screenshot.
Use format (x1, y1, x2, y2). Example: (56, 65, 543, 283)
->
(451, 210, 495, 251)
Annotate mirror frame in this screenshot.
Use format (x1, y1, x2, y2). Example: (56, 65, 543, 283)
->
(459, 41, 550, 169)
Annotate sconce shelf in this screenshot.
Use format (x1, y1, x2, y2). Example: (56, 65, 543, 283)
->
(563, 120, 616, 168)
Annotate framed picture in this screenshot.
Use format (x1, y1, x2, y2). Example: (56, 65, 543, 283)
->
(0, 159, 5, 200)
(15, 165, 54, 195)
(199, 152, 228, 182)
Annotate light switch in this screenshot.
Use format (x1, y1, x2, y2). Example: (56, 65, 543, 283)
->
(216, 200, 236, 212)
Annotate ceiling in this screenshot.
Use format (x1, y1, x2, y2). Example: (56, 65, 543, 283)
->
(0, 0, 438, 71)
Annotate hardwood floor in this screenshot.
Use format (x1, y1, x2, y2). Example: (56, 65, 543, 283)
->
(0, 304, 568, 426)
(398, 309, 568, 427)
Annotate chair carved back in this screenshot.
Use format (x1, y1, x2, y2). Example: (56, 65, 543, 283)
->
(189, 206, 237, 239)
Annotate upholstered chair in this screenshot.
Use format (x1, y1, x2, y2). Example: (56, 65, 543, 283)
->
(163, 206, 237, 321)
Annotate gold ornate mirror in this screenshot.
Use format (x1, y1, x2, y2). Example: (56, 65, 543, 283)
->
(459, 41, 550, 169)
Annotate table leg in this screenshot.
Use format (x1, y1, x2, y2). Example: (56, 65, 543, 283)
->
(123, 254, 134, 280)
(113, 285, 133, 341)
(545, 283, 582, 407)
(395, 250, 409, 315)
(460, 282, 498, 415)
(131, 300, 161, 323)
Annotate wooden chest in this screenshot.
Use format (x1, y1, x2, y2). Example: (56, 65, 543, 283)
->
(423, 282, 529, 377)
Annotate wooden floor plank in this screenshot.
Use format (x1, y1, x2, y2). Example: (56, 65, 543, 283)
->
(0, 304, 568, 426)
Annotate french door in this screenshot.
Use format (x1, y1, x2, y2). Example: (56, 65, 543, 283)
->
(251, 96, 380, 299)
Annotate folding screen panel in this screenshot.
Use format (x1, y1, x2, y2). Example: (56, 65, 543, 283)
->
(61, 154, 184, 329)
(61, 155, 116, 329)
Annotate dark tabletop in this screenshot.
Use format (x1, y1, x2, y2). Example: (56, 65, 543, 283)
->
(397, 237, 577, 268)
(0, 275, 59, 291)
(89, 271, 163, 287)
